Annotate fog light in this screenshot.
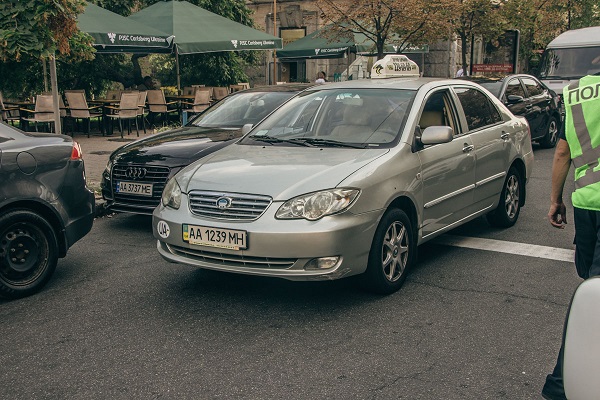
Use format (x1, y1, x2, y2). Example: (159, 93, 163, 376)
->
(304, 256, 340, 270)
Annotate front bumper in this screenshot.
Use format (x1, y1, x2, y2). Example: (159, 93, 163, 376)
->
(152, 198, 381, 281)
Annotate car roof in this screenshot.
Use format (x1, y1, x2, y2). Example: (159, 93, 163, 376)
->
(458, 74, 541, 84)
(242, 83, 315, 93)
(303, 77, 451, 92)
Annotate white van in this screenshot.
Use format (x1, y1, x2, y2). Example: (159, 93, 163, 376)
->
(538, 26, 600, 93)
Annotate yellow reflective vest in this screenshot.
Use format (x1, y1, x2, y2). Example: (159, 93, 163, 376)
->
(563, 75, 600, 211)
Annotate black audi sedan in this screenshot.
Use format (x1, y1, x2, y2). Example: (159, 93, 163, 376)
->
(460, 74, 561, 148)
(0, 123, 95, 299)
(101, 84, 312, 215)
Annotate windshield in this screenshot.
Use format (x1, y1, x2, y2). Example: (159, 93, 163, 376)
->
(188, 91, 295, 128)
(240, 88, 415, 148)
(538, 46, 600, 79)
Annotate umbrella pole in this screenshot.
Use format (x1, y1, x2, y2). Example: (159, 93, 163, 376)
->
(49, 54, 61, 135)
(175, 46, 181, 95)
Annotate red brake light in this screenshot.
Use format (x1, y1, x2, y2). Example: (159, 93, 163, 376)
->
(71, 142, 83, 160)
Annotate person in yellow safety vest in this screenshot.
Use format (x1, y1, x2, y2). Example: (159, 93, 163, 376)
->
(542, 73, 600, 400)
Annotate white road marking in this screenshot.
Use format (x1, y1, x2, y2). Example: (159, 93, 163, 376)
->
(431, 235, 575, 263)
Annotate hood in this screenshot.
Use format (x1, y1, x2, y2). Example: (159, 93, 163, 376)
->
(110, 125, 242, 166)
(179, 143, 389, 200)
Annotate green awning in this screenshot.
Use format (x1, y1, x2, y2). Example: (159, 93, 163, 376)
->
(128, 0, 282, 55)
(278, 26, 428, 59)
(77, 3, 174, 53)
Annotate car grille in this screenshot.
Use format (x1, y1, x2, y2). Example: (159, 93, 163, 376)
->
(188, 191, 272, 221)
(167, 244, 296, 269)
(111, 164, 170, 210)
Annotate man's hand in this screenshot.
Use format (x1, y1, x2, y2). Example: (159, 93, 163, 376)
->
(548, 202, 568, 228)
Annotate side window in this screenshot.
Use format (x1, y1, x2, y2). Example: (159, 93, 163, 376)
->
(417, 90, 459, 135)
(455, 87, 501, 131)
(505, 79, 526, 99)
(522, 77, 543, 97)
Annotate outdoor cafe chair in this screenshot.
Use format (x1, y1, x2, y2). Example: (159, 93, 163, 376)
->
(105, 92, 140, 138)
(212, 87, 229, 101)
(20, 94, 56, 132)
(183, 86, 196, 96)
(182, 89, 211, 114)
(0, 91, 20, 126)
(146, 89, 179, 127)
(105, 90, 122, 101)
(137, 91, 148, 134)
(229, 84, 244, 93)
(64, 91, 103, 137)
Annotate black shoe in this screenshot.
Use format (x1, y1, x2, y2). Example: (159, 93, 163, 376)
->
(541, 388, 567, 400)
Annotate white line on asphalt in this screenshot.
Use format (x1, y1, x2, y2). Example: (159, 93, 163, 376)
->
(431, 235, 575, 263)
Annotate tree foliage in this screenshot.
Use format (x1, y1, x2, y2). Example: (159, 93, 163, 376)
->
(316, 0, 452, 60)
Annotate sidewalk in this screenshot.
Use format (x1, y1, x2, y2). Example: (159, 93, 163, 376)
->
(73, 131, 159, 215)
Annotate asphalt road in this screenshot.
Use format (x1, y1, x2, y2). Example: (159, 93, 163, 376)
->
(0, 144, 580, 399)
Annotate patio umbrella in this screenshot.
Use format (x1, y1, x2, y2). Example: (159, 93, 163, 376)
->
(277, 25, 428, 59)
(77, 3, 174, 53)
(128, 0, 282, 90)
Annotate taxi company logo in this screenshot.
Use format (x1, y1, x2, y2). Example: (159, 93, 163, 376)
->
(125, 167, 147, 179)
(216, 196, 233, 210)
(231, 40, 238, 48)
(392, 45, 398, 52)
(374, 64, 384, 75)
(157, 221, 170, 239)
(108, 32, 116, 43)
(315, 49, 320, 55)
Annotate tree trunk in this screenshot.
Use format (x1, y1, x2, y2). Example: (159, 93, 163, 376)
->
(460, 32, 469, 74)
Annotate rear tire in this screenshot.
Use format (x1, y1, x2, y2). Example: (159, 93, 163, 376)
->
(0, 210, 58, 299)
(363, 209, 416, 295)
(539, 116, 559, 148)
(486, 167, 522, 228)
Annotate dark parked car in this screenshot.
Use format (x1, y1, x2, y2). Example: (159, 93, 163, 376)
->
(101, 84, 311, 215)
(460, 74, 561, 148)
(0, 123, 95, 299)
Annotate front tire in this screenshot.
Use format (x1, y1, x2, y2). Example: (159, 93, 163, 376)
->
(539, 116, 559, 148)
(364, 209, 416, 295)
(486, 167, 522, 228)
(0, 210, 58, 299)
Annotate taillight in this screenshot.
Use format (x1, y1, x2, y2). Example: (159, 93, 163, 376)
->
(71, 142, 83, 160)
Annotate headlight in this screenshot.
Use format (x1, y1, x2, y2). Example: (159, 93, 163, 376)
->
(276, 188, 359, 220)
(161, 178, 182, 209)
(102, 160, 113, 181)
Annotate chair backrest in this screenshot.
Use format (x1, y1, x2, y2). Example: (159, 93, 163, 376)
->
(34, 95, 56, 121)
(183, 86, 195, 96)
(229, 84, 244, 93)
(65, 92, 91, 118)
(419, 111, 444, 129)
(192, 90, 211, 113)
(146, 90, 167, 113)
(564, 276, 600, 399)
(137, 91, 148, 116)
(65, 89, 86, 95)
(213, 87, 228, 101)
(106, 90, 122, 100)
(118, 92, 140, 118)
(237, 82, 250, 90)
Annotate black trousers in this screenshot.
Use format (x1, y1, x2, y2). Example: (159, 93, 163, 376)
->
(542, 207, 600, 399)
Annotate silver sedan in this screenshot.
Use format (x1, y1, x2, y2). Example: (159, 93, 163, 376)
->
(153, 77, 534, 294)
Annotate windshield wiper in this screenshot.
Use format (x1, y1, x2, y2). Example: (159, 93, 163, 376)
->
(291, 138, 367, 149)
(248, 134, 312, 146)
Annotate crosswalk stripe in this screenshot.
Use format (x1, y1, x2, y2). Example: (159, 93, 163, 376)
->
(431, 235, 575, 263)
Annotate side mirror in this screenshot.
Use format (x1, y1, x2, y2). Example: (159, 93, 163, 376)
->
(418, 126, 454, 146)
(506, 95, 525, 104)
(241, 123, 253, 135)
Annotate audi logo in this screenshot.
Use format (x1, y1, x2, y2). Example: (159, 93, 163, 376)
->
(216, 197, 233, 210)
(125, 167, 147, 179)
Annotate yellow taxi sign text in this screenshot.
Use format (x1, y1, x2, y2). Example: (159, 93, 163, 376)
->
(371, 55, 420, 79)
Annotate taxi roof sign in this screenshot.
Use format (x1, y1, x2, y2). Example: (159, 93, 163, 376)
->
(371, 55, 420, 79)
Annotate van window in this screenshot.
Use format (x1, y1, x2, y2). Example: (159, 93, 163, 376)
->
(538, 46, 600, 79)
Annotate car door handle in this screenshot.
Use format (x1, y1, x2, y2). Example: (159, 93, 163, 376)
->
(501, 132, 510, 140)
(462, 144, 474, 153)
